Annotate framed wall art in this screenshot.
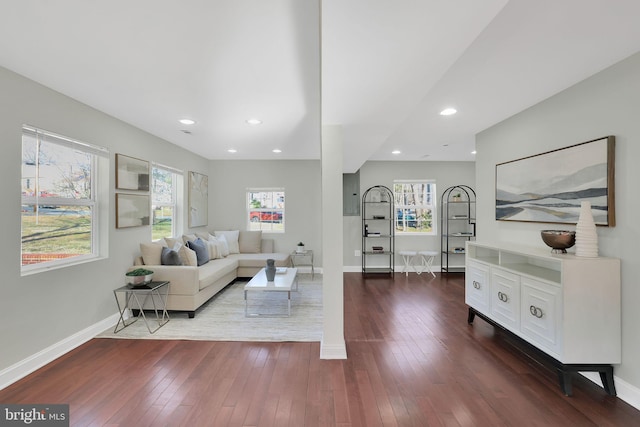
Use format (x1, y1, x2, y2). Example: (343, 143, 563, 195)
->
(116, 193, 150, 228)
(116, 153, 149, 191)
(188, 171, 208, 227)
(495, 136, 615, 226)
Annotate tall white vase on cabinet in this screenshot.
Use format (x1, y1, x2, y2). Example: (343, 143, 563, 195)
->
(575, 201, 598, 257)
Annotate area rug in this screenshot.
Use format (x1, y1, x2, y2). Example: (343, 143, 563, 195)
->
(98, 275, 322, 342)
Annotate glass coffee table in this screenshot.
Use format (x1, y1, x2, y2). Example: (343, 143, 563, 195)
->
(113, 281, 170, 333)
(244, 268, 298, 317)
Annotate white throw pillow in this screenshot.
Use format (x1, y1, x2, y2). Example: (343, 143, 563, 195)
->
(181, 234, 197, 244)
(217, 234, 230, 257)
(215, 230, 239, 254)
(206, 237, 225, 259)
(140, 242, 164, 265)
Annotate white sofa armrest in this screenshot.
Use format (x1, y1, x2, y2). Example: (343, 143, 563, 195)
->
(127, 265, 200, 295)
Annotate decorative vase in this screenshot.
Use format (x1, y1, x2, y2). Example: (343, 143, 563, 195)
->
(265, 258, 276, 281)
(575, 201, 598, 257)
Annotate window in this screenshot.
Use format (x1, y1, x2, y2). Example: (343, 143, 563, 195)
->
(393, 180, 436, 234)
(247, 188, 285, 232)
(21, 125, 109, 273)
(151, 164, 183, 240)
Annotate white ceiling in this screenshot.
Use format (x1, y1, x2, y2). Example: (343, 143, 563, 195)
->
(2, 1, 640, 173)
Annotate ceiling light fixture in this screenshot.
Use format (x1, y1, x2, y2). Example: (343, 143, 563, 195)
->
(472, 150, 477, 154)
(179, 118, 196, 125)
(227, 149, 237, 153)
(246, 118, 262, 125)
(392, 150, 401, 155)
(272, 149, 282, 153)
(440, 108, 457, 116)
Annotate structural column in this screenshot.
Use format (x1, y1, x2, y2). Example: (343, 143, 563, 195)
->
(320, 125, 347, 359)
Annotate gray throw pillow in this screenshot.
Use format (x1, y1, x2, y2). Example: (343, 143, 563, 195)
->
(161, 247, 183, 266)
(186, 238, 210, 266)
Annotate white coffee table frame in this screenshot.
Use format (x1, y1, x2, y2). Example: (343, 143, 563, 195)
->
(244, 267, 298, 317)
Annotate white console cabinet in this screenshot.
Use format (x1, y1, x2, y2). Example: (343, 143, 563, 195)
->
(465, 241, 621, 396)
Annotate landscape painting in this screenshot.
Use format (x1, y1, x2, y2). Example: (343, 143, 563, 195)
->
(495, 136, 615, 226)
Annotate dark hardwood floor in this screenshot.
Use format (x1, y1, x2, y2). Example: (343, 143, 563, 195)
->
(2, 272, 639, 426)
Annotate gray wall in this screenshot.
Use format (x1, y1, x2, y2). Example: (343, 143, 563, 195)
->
(343, 160, 475, 269)
(208, 160, 322, 266)
(476, 52, 640, 391)
(0, 66, 208, 372)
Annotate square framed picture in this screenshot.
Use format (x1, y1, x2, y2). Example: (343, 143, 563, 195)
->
(116, 193, 150, 228)
(116, 153, 149, 191)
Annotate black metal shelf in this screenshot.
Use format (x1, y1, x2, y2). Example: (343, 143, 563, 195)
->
(440, 185, 476, 274)
(362, 185, 394, 275)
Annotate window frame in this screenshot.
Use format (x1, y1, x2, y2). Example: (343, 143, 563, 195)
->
(393, 180, 437, 235)
(246, 188, 285, 233)
(151, 163, 183, 241)
(21, 125, 109, 274)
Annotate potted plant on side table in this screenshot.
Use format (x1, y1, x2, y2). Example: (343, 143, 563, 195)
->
(296, 242, 305, 253)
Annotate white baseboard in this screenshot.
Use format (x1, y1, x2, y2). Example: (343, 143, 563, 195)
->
(320, 339, 347, 359)
(0, 313, 120, 391)
(581, 372, 640, 410)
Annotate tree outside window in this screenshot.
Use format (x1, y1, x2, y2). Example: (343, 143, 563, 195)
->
(393, 181, 436, 234)
(21, 126, 107, 272)
(152, 165, 181, 240)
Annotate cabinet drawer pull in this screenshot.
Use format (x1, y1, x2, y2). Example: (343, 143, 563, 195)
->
(473, 280, 481, 289)
(529, 305, 544, 318)
(497, 291, 508, 302)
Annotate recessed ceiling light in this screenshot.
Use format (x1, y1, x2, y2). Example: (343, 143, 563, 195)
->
(179, 118, 196, 125)
(471, 150, 477, 154)
(272, 149, 282, 153)
(246, 118, 262, 125)
(392, 150, 401, 155)
(440, 108, 457, 116)
(227, 149, 237, 153)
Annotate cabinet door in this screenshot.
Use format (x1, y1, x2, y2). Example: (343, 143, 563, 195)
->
(465, 261, 490, 314)
(490, 268, 520, 331)
(520, 277, 561, 357)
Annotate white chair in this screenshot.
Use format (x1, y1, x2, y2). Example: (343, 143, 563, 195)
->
(398, 250, 417, 276)
(417, 250, 437, 278)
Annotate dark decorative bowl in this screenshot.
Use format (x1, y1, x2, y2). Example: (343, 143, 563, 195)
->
(540, 230, 576, 253)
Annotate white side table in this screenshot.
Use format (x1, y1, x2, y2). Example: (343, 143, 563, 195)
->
(290, 250, 314, 279)
(417, 251, 437, 278)
(398, 250, 417, 276)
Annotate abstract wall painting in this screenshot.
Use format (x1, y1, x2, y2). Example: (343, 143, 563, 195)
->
(116, 193, 150, 228)
(495, 136, 615, 226)
(188, 171, 208, 228)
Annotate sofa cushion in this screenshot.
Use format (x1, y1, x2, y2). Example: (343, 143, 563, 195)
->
(140, 242, 164, 265)
(229, 252, 290, 268)
(186, 238, 210, 266)
(197, 257, 239, 290)
(161, 247, 183, 265)
(207, 237, 225, 259)
(239, 230, 262, 253)
(181, 233, 197, 244)
(215, 230, 240, 254)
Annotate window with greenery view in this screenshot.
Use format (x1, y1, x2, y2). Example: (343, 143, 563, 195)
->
(152, 164, 182, 240)
(247, 188, 285, 232)
(393, 180, 436, 235)
(21, 126, 108, 272)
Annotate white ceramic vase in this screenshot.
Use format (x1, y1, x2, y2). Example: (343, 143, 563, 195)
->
(575, 201, 598, 257)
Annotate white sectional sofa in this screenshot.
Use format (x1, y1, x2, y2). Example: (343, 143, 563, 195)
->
(129, 231, 290, 318)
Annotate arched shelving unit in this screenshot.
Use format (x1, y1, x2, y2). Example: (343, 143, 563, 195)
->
(362, 185, 394, 275)
(440, 185, 476, 274)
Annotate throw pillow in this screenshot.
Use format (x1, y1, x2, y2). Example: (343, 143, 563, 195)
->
(195, 232, 215, 241)
(238, 230, 262, 253)
(140, 242, 163, 265)
(164, 237, 181, 248)
(179, 245, 198, 266)
(217, 234, 230, 257)
(214, 230, 240, 254)
(161, 247, 183, 265)
(181, 233, 197, 244)
(186, 238, 210, 266)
